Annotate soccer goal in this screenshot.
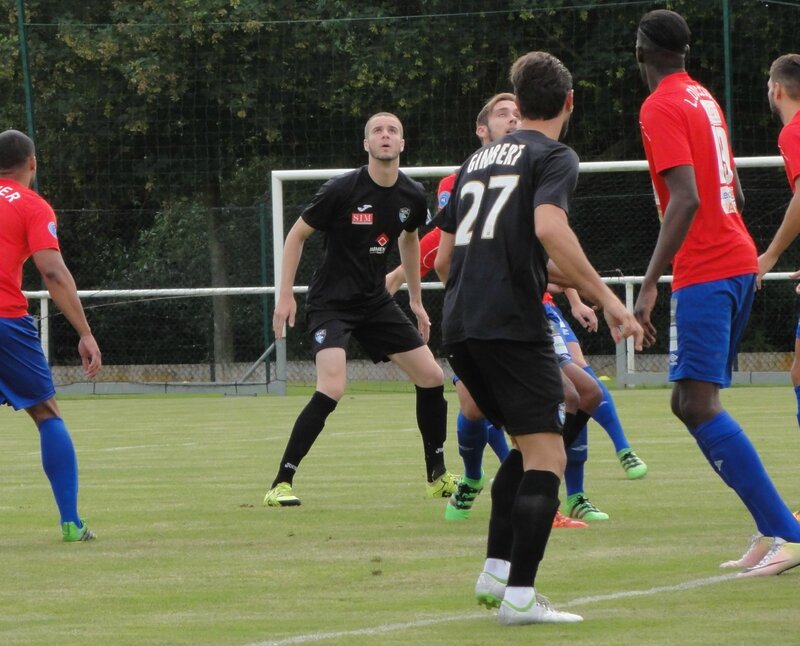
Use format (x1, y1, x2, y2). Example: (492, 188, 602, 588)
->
(270, 155, 791, 390)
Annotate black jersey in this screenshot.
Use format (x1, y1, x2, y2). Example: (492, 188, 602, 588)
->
(439, 129, 579, 344)
(301, 166, 429, 312)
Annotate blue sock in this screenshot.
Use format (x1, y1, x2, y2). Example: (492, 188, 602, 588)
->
(794, 385, 800, 431)
(38, 417, 81, 525)
(456, 411, 487, 481)
(691, 411, 800, 542)
(485, 421, 510, 463)
(584, 366, 630, 453)
(564, 425, 588, 497)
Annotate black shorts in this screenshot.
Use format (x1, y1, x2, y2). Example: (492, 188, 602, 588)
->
(307, 300, 425, 363)
(443, 339, 565, 437)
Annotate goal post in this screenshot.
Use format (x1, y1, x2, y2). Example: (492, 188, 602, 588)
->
(270, 155, 787, 390)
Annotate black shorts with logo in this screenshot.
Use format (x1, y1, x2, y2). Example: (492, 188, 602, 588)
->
(307, 299, 425, 363)
(443, 338, 565, 437)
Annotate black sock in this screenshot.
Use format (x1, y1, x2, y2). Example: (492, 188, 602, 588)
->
(271, 391, 338, 488)
(415, 385, 448, 481)
(486, 449, 524, 561)
(562, 410, 591, 450)
(507, 469, 561, 587)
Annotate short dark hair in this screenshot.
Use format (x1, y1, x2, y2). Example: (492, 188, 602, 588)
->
(509, 52, 572, 121)
(0, 129, 35, 172)
(364, 112, 403, 138)
(638, 10, 690, 54)
(771, 54, 800, 101)
(475, 92, 516, 128)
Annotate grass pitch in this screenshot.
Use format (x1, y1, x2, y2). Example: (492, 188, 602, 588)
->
(2, 386, 799, 645)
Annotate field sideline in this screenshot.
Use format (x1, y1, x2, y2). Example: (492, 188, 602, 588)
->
(2, 386, 799, 645)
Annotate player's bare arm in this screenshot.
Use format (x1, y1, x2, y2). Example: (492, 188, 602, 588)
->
(565, 288, 598, 332)
(535, 203, 643, 349)
(758, 177, 800, 286)
(433, 229, 455, 284)
(398, 228, 430, 342)
(32, 248, 102, 378)
(273, 217, 315, 340)
(634, 164, 699, 346)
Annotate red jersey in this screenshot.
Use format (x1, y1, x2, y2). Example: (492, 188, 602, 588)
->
(639, 72, 757, 291)
(413, 173, 457, 278)
(778, 110, 800, 192)
(0, 179, 60, 317)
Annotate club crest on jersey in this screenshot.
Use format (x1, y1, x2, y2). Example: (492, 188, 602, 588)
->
(314, 329, 327, 345)
(48, 222, 58, 239)
(438, 191, 451, 211)
(370, 233, 390, 255)
(398, 207, 411, 223)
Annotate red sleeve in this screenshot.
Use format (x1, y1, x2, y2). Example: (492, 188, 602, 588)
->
(419, 227, 442, 277)
(640, 99, 693, 174)
(25, 195, 60, 253)
(779, 124, 800, 190)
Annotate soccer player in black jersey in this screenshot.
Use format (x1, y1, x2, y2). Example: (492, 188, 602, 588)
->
(263, 112, 457, 507)
(436, 52, 643, 624)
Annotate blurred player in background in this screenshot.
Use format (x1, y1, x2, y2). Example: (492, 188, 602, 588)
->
(756, 52, 800, 523)
(436, 51, 642, 624)
(0, 129, 102, 542)
(758, 54, 800, 429)
(264, 112, 458, 508)
(633, 10, 800, 576)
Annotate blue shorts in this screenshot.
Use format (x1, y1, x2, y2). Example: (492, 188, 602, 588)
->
(544, 302, 574, 367)
(0, 316, 56, 410)
(669, 274, 755, 387)
(795, 315, 800, 340)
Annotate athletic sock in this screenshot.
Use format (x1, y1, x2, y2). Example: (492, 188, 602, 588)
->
(691, 411, 800, 542)
(562, 410, 590, 450)
(416, 385, 448, 481)
(486, 421, 510, 462)
(794, 385, 800, 431)
(584, 365, 630, 453)
(564, 425, 588, 497)
(486, 449, 523, 562)
(507, 469, 561, 587)
(271, 391, 337, 488)
(38, 417, 80, 525)
(456, 411, 487, 481)
(483, 557, 510, 579)
(503, 586, 535, 607)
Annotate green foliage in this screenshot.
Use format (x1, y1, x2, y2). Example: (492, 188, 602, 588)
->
(6, 1, 800, 365)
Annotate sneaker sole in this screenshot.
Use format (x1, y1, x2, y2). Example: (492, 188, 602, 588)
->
(476, 594, 502, 609)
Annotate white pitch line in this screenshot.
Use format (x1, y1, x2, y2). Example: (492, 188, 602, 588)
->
(248, 573, 738, 646)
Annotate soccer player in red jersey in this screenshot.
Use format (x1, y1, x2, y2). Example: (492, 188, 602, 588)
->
(757, 53, 800, 524)
(758, 54, 800, 427)
(0, 129, 102, 542)
(633, 10, 800, 575)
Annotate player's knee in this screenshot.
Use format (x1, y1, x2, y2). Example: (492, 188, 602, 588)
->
(316, 377, 346, 402)
(578, 381, 602, 413)
(791, 361, 800, 387)
(26, 398, 61, 425)
(457, 394, 483, 420)
(414, 363, 444, 389)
